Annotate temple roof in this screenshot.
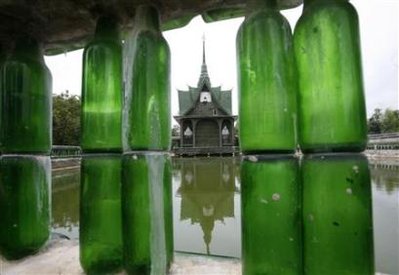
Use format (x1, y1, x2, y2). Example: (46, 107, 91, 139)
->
(177, 39, 233, 116)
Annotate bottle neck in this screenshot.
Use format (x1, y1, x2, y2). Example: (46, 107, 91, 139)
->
(94, 15, 120, 41)
(134, 5, 161, 32)
(247, 0, 278, 11)
(13, 36, 43, 61)
(303, 0, 348, 8)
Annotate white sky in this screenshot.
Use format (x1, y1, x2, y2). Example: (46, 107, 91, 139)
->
(45, 0, 398, 119)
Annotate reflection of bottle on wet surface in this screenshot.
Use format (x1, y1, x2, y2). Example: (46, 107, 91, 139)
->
(0, 156, 51, 260)
(122, 152, 171, 275)
(241, 155, 301, 275)
(302, 153, 374, 274)
(79, 154, 122, 274)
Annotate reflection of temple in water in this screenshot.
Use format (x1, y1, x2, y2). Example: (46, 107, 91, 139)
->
(175, 157, 239, 254)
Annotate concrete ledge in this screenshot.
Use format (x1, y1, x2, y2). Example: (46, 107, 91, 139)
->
(0, 239, 241, 275)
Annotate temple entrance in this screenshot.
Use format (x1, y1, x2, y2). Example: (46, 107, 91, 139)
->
(196, 120, 219, 147)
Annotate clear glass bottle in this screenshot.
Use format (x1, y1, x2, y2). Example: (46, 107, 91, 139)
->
(241, 155, 302, 274)
(122, 152, 171, 275)
(81, 15, 122, 153)
(237, 0, 297, 153)
(294, 0, 367, 153)
(0, 37, 52, 154)
(79, 154, 123, 274)
(302, 153, 373, 274)
(0, 156, 51, 260)
(123, 5, 171, 151)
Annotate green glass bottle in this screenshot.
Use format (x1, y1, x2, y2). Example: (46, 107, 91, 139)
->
(0, 37, 52, 154)
(0, 156, 51, 260)
(162, 15, 194, 31)
(202, 7, 245, 23)
(294, 0, 367, 153)
(302, 153, 373, 274)
(123, 5, 171, 151)
(81, 15, 122, 153)
(241, 155, 302, 274)
(237, 0, 297, 153)
(122, 152, 171, 275)
(79, 154, 123, 274)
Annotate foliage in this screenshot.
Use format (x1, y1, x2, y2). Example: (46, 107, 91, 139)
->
(53, 92, 81, 145)
(368, 108, 383, 134)
(368, 108, 399, 134)
(381, 109, 399, 133)
(172, 124, 180, 136)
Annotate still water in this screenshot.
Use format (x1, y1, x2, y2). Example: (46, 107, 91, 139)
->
(51, 156, 399, 274)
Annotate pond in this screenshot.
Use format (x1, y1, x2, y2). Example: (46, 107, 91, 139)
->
(51, 156, 399, 274)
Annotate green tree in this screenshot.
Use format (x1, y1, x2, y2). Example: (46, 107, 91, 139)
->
(367, 108, 382, 134)
(367, 108, 399, 134)
(381, 109, 399, 133)
(171, 124, 180, 137)
(53, 92, 81, 145)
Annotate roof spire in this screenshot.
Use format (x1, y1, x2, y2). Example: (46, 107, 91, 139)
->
(202, 34, 206, 64)
(198, 34, 211, 87)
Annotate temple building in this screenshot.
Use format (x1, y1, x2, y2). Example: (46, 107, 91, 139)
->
(173, 40, 238, 156)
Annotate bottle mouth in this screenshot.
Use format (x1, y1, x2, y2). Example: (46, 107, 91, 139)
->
(94, 15, 120, 40)
(134, 5, 161, 30)
(12, 36, 43, 58)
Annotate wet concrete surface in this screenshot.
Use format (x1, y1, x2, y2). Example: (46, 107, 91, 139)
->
(0, 239, 241, 275)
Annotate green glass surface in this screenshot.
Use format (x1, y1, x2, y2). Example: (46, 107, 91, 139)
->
(122, 152, 171, 275)
(0, 37, 52, 154)
(124, 5, 171, 151)
(237, 1, 297, 153)
(81, 16, 122, 153)
(302, 153, 374, 274)
(162, 15, 194, 31)
(294, 0, 367, 153)
(202, 7, 245, 23)
(79, 154, 123, 274)
(0, 156, 51, 260)
(241, 155, 302, 275)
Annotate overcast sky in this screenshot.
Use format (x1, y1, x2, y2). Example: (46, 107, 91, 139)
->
(45, 0, 398, 118)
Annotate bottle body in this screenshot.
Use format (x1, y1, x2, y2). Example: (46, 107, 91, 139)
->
(124, 6, 171, 151)
(81, 16, 122, 153)
(122, 152, 171, 275)
(0, 38, 52, 154)
(294, 0, 367, 153)
(302, 153, 373, 274)
(0, 156, 51, 260)
(79, 154, 123, 274)
(237, 7, 297, 153)
(241, 155, 302, 274)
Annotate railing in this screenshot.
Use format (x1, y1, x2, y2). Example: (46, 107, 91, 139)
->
(367, 132, 399, 150)
(173, 146, 240, 156)
(368, 132, 399, 140)
(51, 145, 82, 158)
